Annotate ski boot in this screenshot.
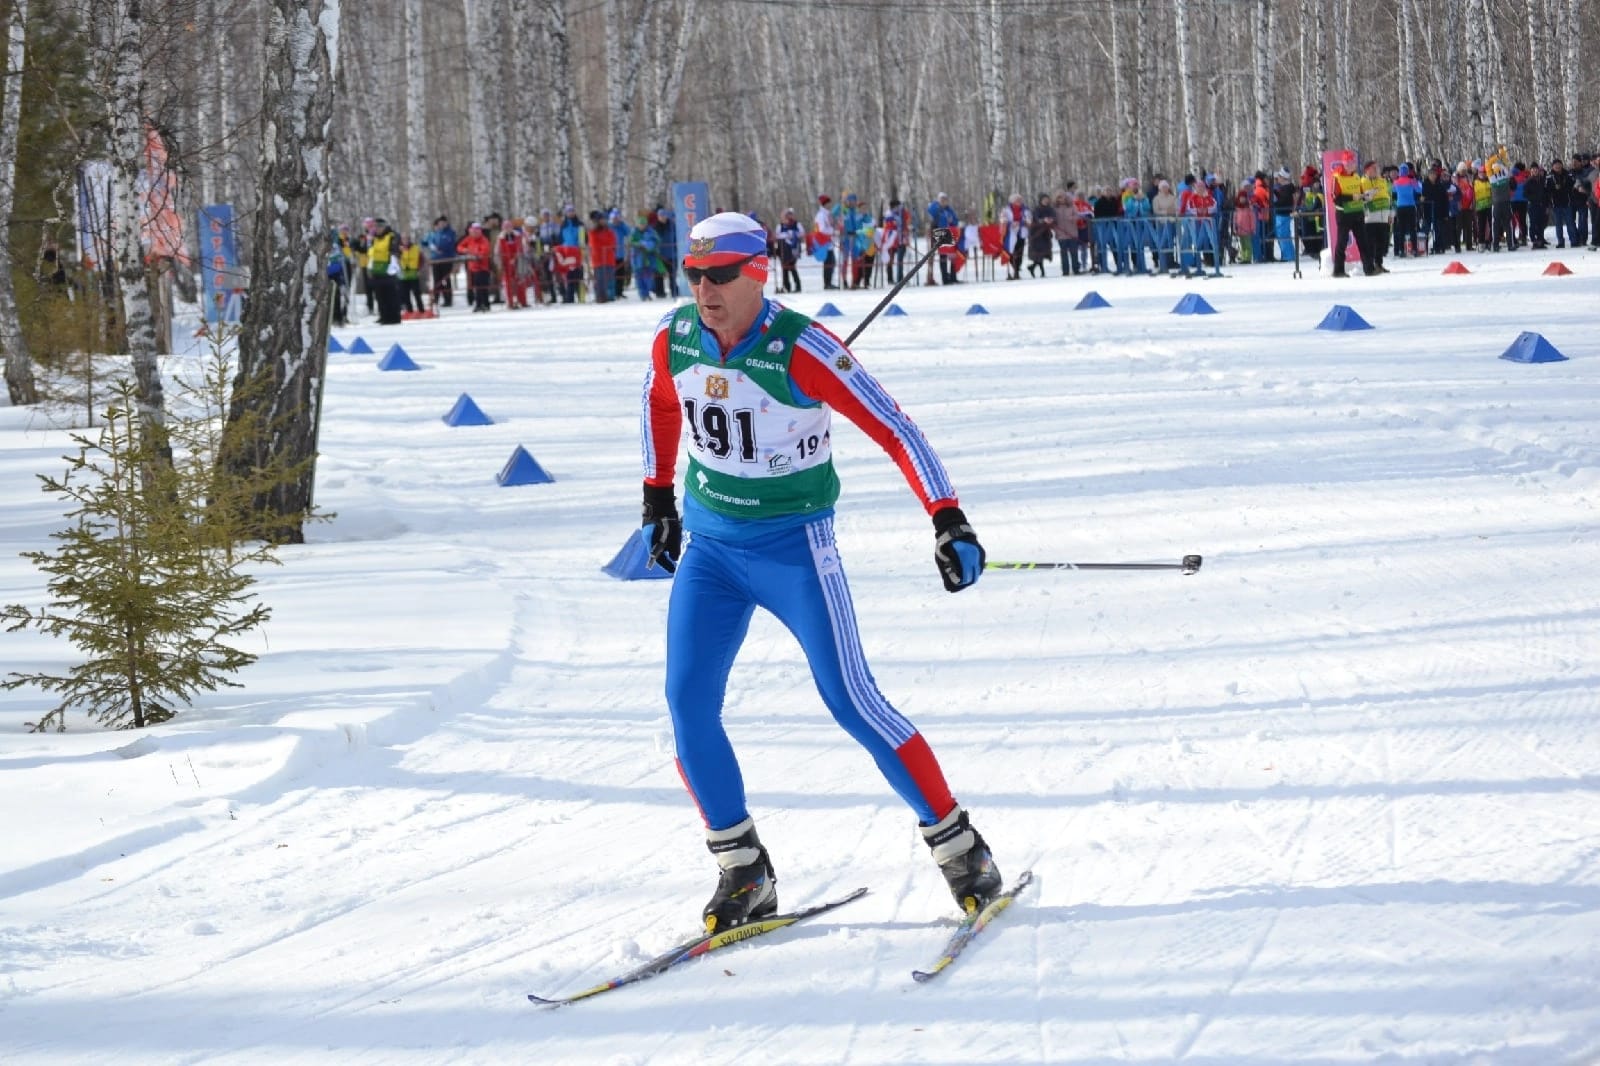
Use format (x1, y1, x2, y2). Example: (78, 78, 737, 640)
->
(702, 817, 778, 934)
(922, 805, 1003, 914)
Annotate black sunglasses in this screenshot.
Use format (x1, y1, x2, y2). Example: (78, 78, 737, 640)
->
(684, 258, 752, 285)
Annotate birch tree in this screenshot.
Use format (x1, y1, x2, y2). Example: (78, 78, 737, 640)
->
(1, 0, 39, 407)
(1444, 0, 1464, 151)
(506, 0, 538, 212)
(403, 0, 429, 232)
(1463, 0, 1493, 150)
(541, 0, 574, 206)
(1174, 0, 1202, 175)
(1331, 0, 1354, 147)
(226, 0, 338, 543)
(1396, 0, 1424, 160)
(1299, 0, 1328, 159)
(641, 0, 697, 204)
(1110, 4, 1131, 178)
(1135, 0, 1153, 179)
(1253, 0, 1277, 168)
(102, 0, 166, 449)
(601, 0, 648, 210)
(1521, 0, 1551, 162)
(1556, 0, 1580, 155)
(464, 0, 499, 214)
(978, 0, 1007, 200)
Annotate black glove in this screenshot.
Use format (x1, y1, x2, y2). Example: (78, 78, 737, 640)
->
(932, 506, 984, 593)
(641, 483, 681, 572)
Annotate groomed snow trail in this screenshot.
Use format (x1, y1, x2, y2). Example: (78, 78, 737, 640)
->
(3, 252, 1599, 1064)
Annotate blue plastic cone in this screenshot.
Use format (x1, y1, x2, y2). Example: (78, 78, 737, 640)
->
(602, 529, 672, 581)
(884, 304, 908, 317)
(1075, 291, 1111, 310)
(443, 393, 494, 426)
(328, 335, 345, 353)
(965, 304, 989, 315)
(816, 302, 844, 317)
(1171, 293, 1217, 315)
(1498, 332, 1568, 364)
(1315, 304, 1374, 331)
(496, 445, 555, 486)
(347, 336, 374, 354)
(376, 345, 420, 371)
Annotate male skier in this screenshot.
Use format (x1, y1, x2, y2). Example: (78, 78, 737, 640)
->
(639, 212, 1003, 933)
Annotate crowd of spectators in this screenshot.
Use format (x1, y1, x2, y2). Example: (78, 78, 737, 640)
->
(325, 205, 683, 323)
(324, 152, 1600, 321)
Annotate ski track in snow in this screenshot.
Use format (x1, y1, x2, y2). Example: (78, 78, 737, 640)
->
(3, 250, 1600, 1064)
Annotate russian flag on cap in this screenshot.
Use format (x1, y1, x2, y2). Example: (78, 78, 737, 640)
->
(684, 212, 768, 266)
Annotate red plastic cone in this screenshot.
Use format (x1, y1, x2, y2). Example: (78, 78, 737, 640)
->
(1442, 261, 1471, 275)
(1543, 261, 1573, 276)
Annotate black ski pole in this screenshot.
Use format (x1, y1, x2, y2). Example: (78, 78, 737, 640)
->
(843, 227, 954, 346)
(985, 555, 1203, 575)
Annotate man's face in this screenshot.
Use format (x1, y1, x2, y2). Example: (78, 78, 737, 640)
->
(691, 265, 763, 339)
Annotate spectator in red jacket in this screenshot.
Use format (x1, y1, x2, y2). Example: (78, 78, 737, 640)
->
(552, 242, 583, 303)
(587, 211, 618, 303)
(456, 222, 493, 312)
(499, 222, 529, 308)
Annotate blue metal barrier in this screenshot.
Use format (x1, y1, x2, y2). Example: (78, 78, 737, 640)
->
(1086, 217, 1223, 278)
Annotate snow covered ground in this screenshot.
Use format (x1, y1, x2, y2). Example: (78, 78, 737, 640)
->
(2, 246, 1599, 1065)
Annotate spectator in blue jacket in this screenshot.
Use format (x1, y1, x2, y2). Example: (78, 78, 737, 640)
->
(425, 216, 458, 306)
(559, 204, 586, 248)
(1391, 163, 1421, 257)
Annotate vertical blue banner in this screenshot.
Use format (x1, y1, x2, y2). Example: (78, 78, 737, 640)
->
(671, 181, 709, 291)
(197, 204, 242, 325)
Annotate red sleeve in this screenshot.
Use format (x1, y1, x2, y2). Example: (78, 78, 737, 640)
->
(787, 329, 958, 514)
(643, 323, 681, 488)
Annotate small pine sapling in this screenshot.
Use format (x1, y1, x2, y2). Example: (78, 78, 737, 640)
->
(2, 377, 271, 731)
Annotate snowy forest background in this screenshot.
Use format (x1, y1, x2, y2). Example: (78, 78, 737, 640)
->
(4, 0, 1597, 255)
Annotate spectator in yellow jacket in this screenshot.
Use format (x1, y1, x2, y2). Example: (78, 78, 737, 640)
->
(1330, 163, 1367, 278)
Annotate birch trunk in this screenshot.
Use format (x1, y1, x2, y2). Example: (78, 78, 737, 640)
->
(1310, 0, 1328, 152)
(542, 0, 574, 207)
(1464, 0, 1494, 150)
(193, 0, 215, 209)
(979, 0, 1007, 198)
(900, 30, 929, 201)
(1111, 4, 1129, 178)
(1522, 0, 1550, 162)
(403, 0, 428, 232)
(228, 0, 339, 544)
(1439, 0, 1463, 151)
(1174, 0, 1202, 175)
(106, 0, 165, 445)
(872, 12, 894, 202)
(602, 0, 649, 210)
(1478, 0, 1509, 143)
(507, 0, 537, 211)
(1253, 0, 1277, 168)
(1135, 0, 1152, 179)
(767, 15, 814, 196)
(1557, 0, 1578, 154)
(1397, 0, 1424, 159)
(640, 0, 697, 201)
(464, 0, 503, 211)
(1332, 0, 1354, 147)
(1, 0, 38, 406)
